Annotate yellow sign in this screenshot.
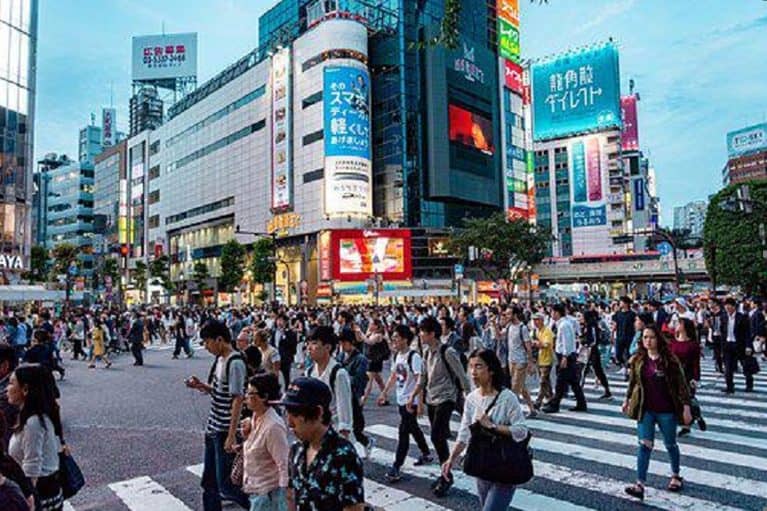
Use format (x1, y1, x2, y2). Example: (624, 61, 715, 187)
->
(267, 213, 301, 235)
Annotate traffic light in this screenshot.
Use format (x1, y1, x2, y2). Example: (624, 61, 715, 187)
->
(120, 245, 129, 257)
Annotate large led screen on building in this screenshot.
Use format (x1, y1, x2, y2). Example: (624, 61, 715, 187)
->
(532, 43, 621, 141)
(323, 66, 372, 217)
(569, 137, 607, 228)
(727, 122, 767, 157)
(330, 229, 412, 282)
(132, 33, 197, 82)
(448, 105, 494, 155)
(271, 48, 292, 210)
(620, 95, 639, 151)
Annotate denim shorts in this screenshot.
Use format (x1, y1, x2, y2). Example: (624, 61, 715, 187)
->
(249, 487, 287, 511)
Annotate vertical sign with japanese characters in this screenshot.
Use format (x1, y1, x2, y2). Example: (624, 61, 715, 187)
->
(570, 136, 607, 228)
(323, 66, 372, 217)
(271, 48, 292, 211)
(532, 43, 621, 141)
(102, 108, 116, 147)
(620, 95, 639, 151)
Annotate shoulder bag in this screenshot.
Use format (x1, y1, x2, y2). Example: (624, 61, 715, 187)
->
(59, 451, 85, 499)
(463, 390, 534, 485)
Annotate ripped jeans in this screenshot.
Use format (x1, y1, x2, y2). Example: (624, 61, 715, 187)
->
(636, 410, 680, 483)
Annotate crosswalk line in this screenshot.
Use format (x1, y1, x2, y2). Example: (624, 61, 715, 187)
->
(109, 475, 192, 511)
(364, 478, 445, 509)
(367, 424, 746, 511)
(63, 503, 76, 511)
(187, 463, 203, 477)
(601, 380, 767, 411)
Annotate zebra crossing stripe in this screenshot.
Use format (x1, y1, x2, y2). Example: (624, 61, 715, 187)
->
(108, 475, 192, 511)
(63, 503, 76, 511)
(367, 424, 746, 511)
(363, 478, 446, 510)
(602, 381, 767, 411)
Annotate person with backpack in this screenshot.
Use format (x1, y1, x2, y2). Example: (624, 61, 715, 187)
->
(379, 324, 432, 482)
(185, 319, 249, 511)
(305, 326, 353, 440)
(417, 317, 470, 498)
(337, 330, 374, 459)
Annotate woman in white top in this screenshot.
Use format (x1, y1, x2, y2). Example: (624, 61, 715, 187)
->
(442, 348, 528, 511)
(7, 363, 64, 511)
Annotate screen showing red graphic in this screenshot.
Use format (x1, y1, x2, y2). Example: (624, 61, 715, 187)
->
(449, 104, 494, 155)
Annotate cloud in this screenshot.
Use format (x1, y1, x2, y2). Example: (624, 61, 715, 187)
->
(574, 0, 636, 35)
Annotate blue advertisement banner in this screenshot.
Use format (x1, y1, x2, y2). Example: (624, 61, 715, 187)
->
(572, 204, 607, 228)
(571, 140, 587, 202)
(532, 44, 621, 141)
(323, 66, 371, 159)
(509, 145, 525, 162)
(726, 122, 767, 158)
(634, 178, 645, 211)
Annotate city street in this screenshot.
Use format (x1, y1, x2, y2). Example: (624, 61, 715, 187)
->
(59, 343, 767, 511)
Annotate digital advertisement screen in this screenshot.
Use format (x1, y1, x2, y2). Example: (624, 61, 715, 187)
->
(448, 104, 494, 155)
(331, 230, 412, 281)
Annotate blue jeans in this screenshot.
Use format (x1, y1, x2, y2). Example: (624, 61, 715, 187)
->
(202, 432, 249, 511)
(636, 410, 680, 483)
(249, 488, 287, 511)
(476, 477, 516, 511)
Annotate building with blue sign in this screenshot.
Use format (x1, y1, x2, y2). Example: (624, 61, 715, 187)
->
(725, 122, 767, 185)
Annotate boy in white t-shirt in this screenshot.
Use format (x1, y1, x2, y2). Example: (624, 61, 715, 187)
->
(379, 324, 432, 482)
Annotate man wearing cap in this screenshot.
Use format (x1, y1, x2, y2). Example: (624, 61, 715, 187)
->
(279, 377, 365, 511)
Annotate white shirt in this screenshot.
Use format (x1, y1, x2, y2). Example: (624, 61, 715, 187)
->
(555, 317, 576, 356)
(456, 388, 528, 445)
(727, 313, 736, 343)
(308, 358, 353, 433)
(393, 350, 422, 406)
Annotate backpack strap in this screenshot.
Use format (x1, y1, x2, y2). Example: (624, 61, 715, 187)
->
(440, 344, 461, 391)
(407, 350, 416, 373)
(329, 364, 342, 396)
(207, 356, 219, 385)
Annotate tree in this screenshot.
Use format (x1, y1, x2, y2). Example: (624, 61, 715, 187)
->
(149, 255, 174, 296)
(26, 245, 49, 283)
(132, 260, 148, 302)
(250, 237, 275, 285)
(192, 261, 211, 292)
(703, 181, 767, 296)
(449, 213, 551, 281)
(219, 239, 246, 293)
(102, 257, 121, 302)
(50, 243, 80, 307)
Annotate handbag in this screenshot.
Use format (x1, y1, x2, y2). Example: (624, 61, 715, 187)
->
(689, 396, 702, 421)
(463, 390, 534, 485)
(366, 339, 390, 362)
(230, 446, 244, 487)
(742, 355, 760, 376)
(59, 451, 85, 499)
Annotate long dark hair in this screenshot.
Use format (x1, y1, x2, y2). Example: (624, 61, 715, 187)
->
(13, 364, 63, 440)
(633, 324, 674, 373)
(468, 348, 506, 391)
(677, 318, 698, 344)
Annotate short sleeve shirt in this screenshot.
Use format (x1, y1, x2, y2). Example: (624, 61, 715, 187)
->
(289, 428, 364, 511)
(394, 350, 422, 406)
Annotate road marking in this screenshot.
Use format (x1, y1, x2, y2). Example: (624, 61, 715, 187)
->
(63, 503, 76, 511)
(109, 475, 193, 511)
(187, 463, 203, 477)
(600, 380, 767, 411)
(364, 478, 445, 510)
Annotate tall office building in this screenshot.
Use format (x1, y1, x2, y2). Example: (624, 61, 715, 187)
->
(672, 200, 707, 239)
(79, 121, 103, 164)
(129, 86, 164, 136)
(0, 0, 38, 271)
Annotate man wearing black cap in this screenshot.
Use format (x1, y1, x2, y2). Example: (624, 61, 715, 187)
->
(279, 377, 365, 511)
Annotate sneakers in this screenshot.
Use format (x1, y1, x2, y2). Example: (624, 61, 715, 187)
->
(432, 474, 453, 497)
(413, 453, 433, 466)
(363, 436, 376, 460)
(385, 465, 401, 483)
(598, 392, 613, 400)
(697, 417, 707, 431)
(678, 427, 691, 437)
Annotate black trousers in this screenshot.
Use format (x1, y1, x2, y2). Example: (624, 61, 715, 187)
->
(712, 336, 724, 372)
(427, 401, 454, 464)
(173, 335, 191, 357)
(351, 395, 370, 447)
(723, 342, 754, 391)
(615, 338, 631, 366)
(550, 353, 587, 409)
(280, 357, 293, 390)
(131, 343, 144, 365)
(72, 338, 86, 360)
(395, 404, 430, 468)
(586, 344, 610, 394)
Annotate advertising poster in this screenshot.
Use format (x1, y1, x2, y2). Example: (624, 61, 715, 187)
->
(727, 122, 767, 157)
(318, 231, 332, 281)
(634, 178, 645, 211)
(271, 48, 292, 210)
(330, 229, 412, 282)
(498, 19, 520, 63)
(323, 66, 372, 216)
(102, 108, 116, 147)
(571, 140, 587, 202)
(620, 95, 639, 151)
(586, 136, 602, 201)
(132, 33, 197, 82)
(497, 0, 520, 27)
(570, 136, 607, 228)
(449, 104, 494, 154)
(532, 43, 621, 141)
(504, 60, 523, 95)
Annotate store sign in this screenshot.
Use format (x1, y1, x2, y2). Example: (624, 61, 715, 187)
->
(570, 137, 607, 228)
(102, 108, 116, 147)
(504, 60, 523, 94)
(620, 95, 639, 151)
(0, 254, 23, 270)
(634, 178, 645, 211)
(498, 19, 520, 63)
(507, 207, 528, 221)
(428, 238, 451, 256)
(453, 43, 485, 84)
(267, 213, 301, 235)
(131, 33, 197, 82)
(319, 231, 332, 281)
(323, 66, 372, 217)
(271, 48, 292, 210)
(497, 0, 520, 27)
(727, 122, 767, 157)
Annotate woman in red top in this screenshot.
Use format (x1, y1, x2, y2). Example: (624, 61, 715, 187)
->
(671, 318, 705, 435)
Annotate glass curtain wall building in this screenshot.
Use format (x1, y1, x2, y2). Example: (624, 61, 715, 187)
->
(0, 0, 38, 265)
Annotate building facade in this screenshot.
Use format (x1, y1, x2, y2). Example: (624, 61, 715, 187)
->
(79, 122, 103, 164)
(0, 0, 38, 272)
(725, 122, 767, 185)
(672, 200, 707, 239)
(93, 140, 127, 271)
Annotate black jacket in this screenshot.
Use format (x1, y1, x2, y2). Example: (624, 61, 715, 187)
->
(719, 312, 752, 353)
(272, 328, 297, 359)
(750, 310, 766, 342)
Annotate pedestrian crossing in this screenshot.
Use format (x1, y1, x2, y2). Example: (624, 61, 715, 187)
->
(62, 359, 767, 511)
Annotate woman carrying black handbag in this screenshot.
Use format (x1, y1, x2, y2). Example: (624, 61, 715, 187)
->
(441, 349, 531, 511)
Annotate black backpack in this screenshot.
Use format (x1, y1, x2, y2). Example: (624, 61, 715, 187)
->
(207, 352, 246, 388)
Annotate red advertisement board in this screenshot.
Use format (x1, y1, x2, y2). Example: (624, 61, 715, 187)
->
(522, 84, 531, 105)
(504, 60, 523, 95)
(448, 104, 494, 155)
(507, 207, 528, 221)
(620, 95, 639, 151)
(330, 229, 412, 282)
(318, 231, 332, 281)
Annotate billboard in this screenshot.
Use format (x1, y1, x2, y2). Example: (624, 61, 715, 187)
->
(634, 178, 645, 211)
(570, 137, 607, 228)
(132, 33, 197, 82)
(102, 108, 116, 147)
(727, 122, 767, 157)
(330, 229, 412, 282)
(271, 48, 292, 210)
(498, 19, 520, 63)
(532, 43, 621, 141)
(323, 66, 372, 216)
(449, 104, 494, 155)
(504, 60, 523, 95)
(497, 0, 520, 26)
(620, 95, 639, 151)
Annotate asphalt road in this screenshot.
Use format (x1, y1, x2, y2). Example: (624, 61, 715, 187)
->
(58, 342, 767, 511)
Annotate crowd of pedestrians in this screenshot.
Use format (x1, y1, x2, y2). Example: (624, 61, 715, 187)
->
(0, 291, 764, 510)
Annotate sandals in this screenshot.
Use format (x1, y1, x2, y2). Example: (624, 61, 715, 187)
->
(668, 475, 684, 492)
(624, 483, 644, 501)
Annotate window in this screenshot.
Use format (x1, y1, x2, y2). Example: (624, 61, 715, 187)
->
(148, 165, 160, 180)
(148, 190, 160, 205)
(302, 91, 322, 109)
(149, 140, 160, 156)
(165, 196, 235, 225)
(148, 215, 160, 229)
(303, 168, 324, 183)
(167, 120, 266, 174)
(302, 130, 323, 146)
(301, 49, 367, 73)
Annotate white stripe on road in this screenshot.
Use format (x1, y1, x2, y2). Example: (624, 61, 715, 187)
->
(368, 424, 745, 511)
(364, 478, 446, 510)
(186, 463, 203, 477)
(109, 476, 192, 511)
(63, 503, 76, 511)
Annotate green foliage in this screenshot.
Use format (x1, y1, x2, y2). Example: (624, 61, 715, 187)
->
(219, 239, 246, 292)
(149, 255, 174, 292)
(250, 237, 275, 285)
(132, 260, 148, 300)
(102, 258, 120, 284)
(26, 245, 49, 283)
(703, 181, 767, 295)
(50, 243, 79, 278)
(192, 261, 211, 291)
(449, 213, 551, 281)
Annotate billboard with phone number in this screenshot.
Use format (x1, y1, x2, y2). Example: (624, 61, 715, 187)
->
(330, 229, 412, 282)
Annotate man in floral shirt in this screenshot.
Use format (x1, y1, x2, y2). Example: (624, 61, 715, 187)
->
(278, 377, 365, 511)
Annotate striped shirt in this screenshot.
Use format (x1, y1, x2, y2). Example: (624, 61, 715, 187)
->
(206, 352, 246, 434)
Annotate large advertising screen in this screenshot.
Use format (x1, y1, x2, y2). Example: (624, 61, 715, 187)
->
(271, 48, 292, 210)
(570, 137, 607, 228)
(330, 229, 412, 282)
(132, 33, 197, 82)
(727, 122, 767, 157)
(620, 95, 639, 151)
(449, 104, 494, 155)
(323, 66, 372, 217)
(532, 43, 621, 141)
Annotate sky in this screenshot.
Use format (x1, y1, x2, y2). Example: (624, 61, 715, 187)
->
(34, 0, 767, 225)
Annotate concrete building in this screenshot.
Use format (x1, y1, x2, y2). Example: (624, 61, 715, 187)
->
(79, 121, 103, 164)
(129, 86, 163, 136)
(725, 122, 767, 185)
(0, 0, 38, 274)
(672, 200, 707, 239)
(93, 140, 127, 275)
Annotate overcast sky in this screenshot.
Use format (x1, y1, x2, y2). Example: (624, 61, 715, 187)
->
(34, 0, 767, 224)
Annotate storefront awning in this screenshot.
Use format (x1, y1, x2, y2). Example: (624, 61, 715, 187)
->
(379, 289, 456, 298)
(0, 285, 67, 302)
